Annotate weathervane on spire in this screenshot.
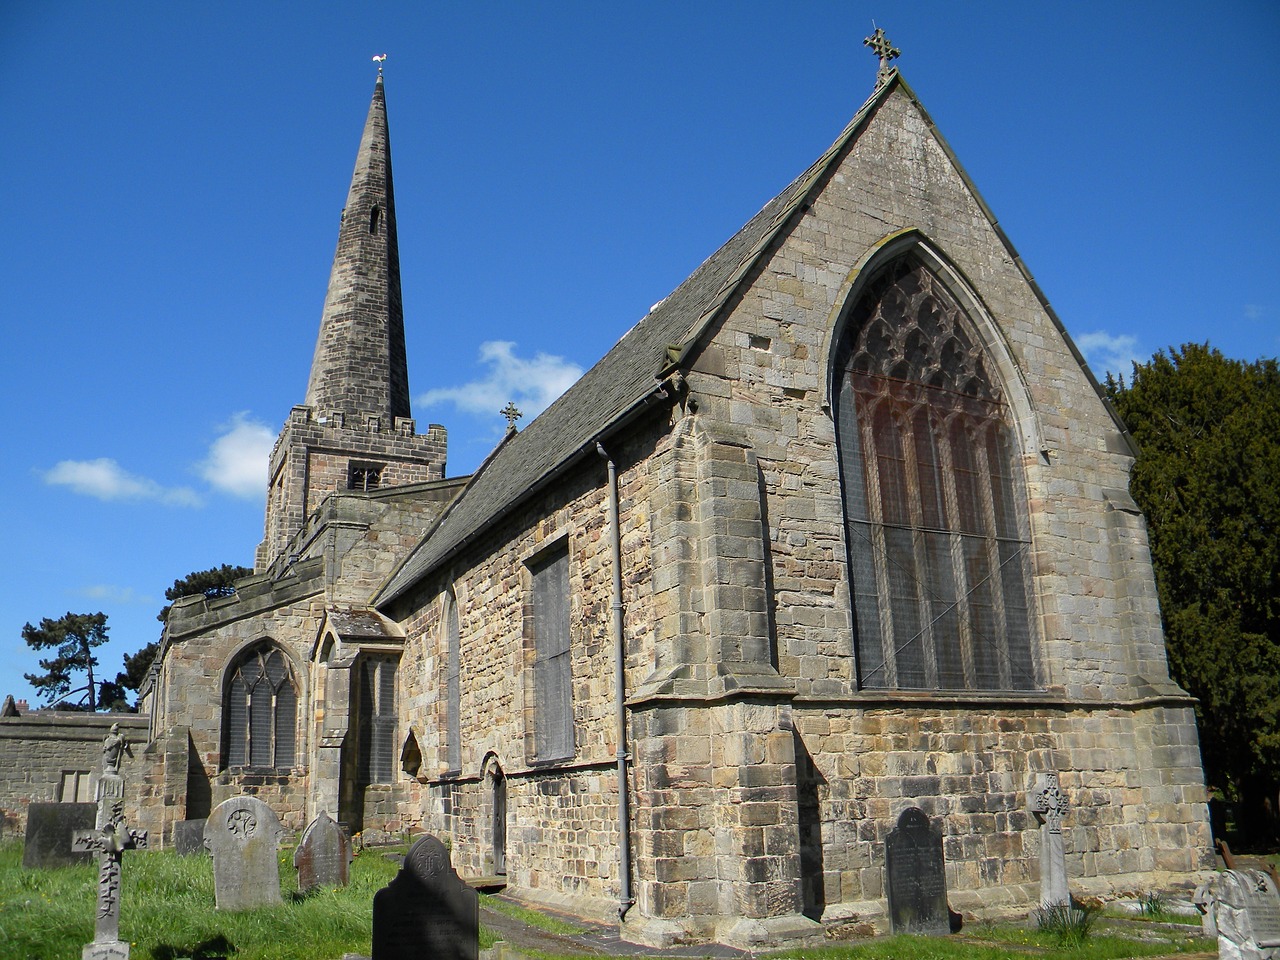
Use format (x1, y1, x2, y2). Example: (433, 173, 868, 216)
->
(863, 27, 899, 85)
(501, 402, 523, 430)
(372, 53, 388, 77)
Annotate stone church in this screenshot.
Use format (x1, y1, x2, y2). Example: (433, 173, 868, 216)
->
(132, 50, 1212, 947)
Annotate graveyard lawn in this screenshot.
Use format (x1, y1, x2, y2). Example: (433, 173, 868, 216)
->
(0, 840, 502, 960)
(0, 839, 1214, 960)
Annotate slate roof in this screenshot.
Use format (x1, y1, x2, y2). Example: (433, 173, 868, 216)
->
(376, 75, 904, 605)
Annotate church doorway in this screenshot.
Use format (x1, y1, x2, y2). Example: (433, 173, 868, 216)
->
(484, 757, 507, 876)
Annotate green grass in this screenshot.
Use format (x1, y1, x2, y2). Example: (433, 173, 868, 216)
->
(0, 840, 409, 960)
(0, 840, 1214, 960)
(479, 892, 588, 937)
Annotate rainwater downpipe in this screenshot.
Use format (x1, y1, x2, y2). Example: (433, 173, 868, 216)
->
(597, 442, 634, 920)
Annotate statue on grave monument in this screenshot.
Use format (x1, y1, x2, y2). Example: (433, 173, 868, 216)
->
(101, 723, 128, 776)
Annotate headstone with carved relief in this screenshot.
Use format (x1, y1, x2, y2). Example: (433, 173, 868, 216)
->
(372, 833, 478, 960)
(204, 796, 284, 910)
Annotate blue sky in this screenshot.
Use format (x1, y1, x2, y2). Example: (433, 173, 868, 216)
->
(2, 2, 1277, 706)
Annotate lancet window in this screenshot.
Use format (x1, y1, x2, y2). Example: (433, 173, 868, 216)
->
(834, 254, 1038, 691)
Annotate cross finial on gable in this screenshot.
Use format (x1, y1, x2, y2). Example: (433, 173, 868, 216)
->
(501, 402, 523, 429)
(863, 27, 900, 85)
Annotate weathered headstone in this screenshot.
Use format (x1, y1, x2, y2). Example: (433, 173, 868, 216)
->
(372, 833, 478, 960)
(172, 819, 208, 856)
(885, 807, 949, 935)
(72, 724, 149, 960)
(1195, 870, 1280, 960)
(204, 796, 284, 910)
(22, 802, 96, 868)
(1029, 771, 1070, 907)
(294, 811, 352, 891)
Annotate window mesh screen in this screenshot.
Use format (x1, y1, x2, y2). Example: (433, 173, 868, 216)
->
(532, 548, 573, 760)
(835, 255, 1038, 691)
(358, 657, 397, 784)
(445, 596, 461, 772)
(223, 644, 298, 769)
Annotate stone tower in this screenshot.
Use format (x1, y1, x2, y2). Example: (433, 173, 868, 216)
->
(257, 74, 446, 572)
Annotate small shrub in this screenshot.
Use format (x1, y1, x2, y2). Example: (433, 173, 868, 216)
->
(1036, 897, 1099, 945)
(1140, 890, 1168, 919)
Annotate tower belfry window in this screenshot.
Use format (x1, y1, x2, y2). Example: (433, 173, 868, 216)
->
(349, 461, 385, 491)
(834, 254, 1038, 692)
(369, 205, 381, 235)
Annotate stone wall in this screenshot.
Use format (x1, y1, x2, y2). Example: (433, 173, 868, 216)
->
(0, 712, 149, 836)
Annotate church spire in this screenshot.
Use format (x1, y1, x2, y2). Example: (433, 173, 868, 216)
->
(303, 73, 411, 426)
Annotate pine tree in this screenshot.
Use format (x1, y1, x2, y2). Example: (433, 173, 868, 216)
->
(21, 612, 111, 710)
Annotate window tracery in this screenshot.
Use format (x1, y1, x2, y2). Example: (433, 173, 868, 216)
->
(835, 255, 1038, 691)
(224, 643, 298, 768)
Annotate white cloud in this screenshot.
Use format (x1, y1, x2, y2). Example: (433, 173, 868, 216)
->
(43, 458, 202, 506)
(1075, 331, 1144, 379)
(1244, 304, 1264, 321)
(79, 584, 153, 605)
(198, 413, 274, 499)
(417, 341, 584, 423)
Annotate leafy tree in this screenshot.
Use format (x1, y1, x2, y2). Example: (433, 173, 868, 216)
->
(120, 641, 158, 691)
(21, 612, 111, 711)
(157, 563, 253, 622)
(1106, 344, 1280, 837)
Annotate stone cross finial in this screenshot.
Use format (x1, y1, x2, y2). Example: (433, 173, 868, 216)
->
(863, 27, 900, 85)
(501, 402, 523, 429)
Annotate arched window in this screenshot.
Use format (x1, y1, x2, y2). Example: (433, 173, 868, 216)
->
(224, 643, 298, 768)
(835, 254, 1038, 691)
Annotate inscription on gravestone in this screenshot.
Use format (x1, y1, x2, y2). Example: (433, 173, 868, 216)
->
(204, 796, 284, 910)
(885, 807, 950, 935)
(372, 833, 478, 960)
(294, 811, 352, 891)
(1195, 869, 1280, 960)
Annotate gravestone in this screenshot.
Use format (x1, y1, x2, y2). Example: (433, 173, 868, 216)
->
(1029, 771, 1070, 907)
(1194, 869, 1280, 960)
(372, 833, 478, 960)
(294, 811, 352, 891)
(204, 796, 284, 910)
(173, 819, 208, 856)
(885, 807, 949, 935)
(23, 802, 97, 868)
(71, 723, 149, 960)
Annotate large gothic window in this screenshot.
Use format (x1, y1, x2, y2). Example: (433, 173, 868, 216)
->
(224, 643, 298, 769)
(835, 255, 1038, 691)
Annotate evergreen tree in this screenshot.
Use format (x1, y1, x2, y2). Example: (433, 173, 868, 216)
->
(1107, 344, 1280, 836)
(21, 612, 111, 710)
(157, 563, 253, 622)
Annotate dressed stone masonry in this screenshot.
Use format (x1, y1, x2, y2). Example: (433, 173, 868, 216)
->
(72, 724, 149, 960)
(1029, 772, 1070, 908)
